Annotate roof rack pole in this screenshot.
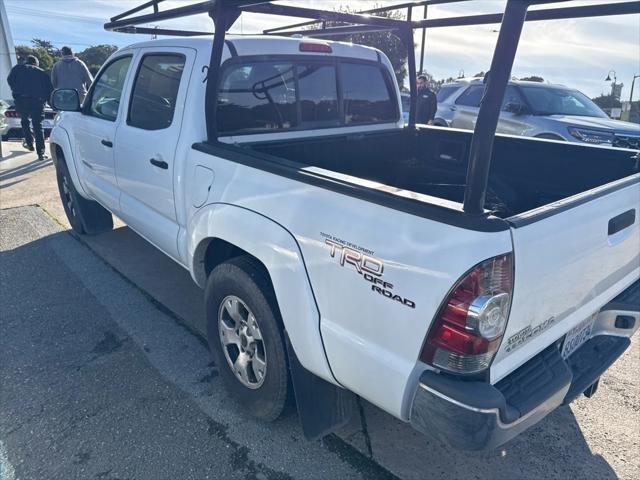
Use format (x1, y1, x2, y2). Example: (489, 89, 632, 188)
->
(205, 3, 239, 143)
(462, 0, 530, 215)
(406, 6, 418, 129)
(418, 4, 428, 74)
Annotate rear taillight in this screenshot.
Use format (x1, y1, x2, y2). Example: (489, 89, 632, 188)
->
(420, 253, 513, 375)
(5, 110, 20, 118)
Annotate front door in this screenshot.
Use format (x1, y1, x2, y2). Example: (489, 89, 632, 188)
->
(74, 55, 134, 212)
(114, 48, 193, 261)
(496, 85, 530, 136)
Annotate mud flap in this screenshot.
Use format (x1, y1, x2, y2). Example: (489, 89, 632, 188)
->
(285, 333, 356, 440)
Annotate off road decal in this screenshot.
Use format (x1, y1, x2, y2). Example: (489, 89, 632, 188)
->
(320, 233, 416, 309)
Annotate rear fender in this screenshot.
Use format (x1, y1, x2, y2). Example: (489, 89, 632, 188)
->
(188, 203, 336, 385)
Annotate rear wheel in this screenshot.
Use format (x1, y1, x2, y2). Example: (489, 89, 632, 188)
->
(205, 256, 290, 421)
(55, 159, 113, 235)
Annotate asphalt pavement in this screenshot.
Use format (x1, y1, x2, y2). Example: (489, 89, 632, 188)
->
(1, 141, 639, 479)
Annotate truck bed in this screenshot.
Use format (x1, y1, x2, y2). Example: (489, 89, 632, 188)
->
(246, 126, 639, 219)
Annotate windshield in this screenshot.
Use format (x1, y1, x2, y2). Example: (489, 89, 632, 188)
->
(519, 86, 608, 118)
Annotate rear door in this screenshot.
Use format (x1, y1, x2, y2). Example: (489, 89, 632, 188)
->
(114, 47, 194, 261)
(491, 178, 640, 382)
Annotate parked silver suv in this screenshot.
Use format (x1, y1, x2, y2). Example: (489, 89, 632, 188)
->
(435, 78, 640, 149)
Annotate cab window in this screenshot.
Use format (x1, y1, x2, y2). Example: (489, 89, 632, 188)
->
(88, 56, 132, 122)
(128, 54, 185, 130)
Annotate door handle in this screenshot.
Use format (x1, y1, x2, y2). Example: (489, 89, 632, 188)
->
(150, 158, 168, 170)
(449, 106, 457, 112)
(608, 209, 636, 235)
(101, 139, 113, 148)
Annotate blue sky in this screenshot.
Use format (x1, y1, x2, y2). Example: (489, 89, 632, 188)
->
(4, 0, 640, 99)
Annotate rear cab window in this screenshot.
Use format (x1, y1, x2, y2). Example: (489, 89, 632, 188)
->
(217, 58, 398, 136)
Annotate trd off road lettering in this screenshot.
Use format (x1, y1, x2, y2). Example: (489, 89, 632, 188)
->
(324, 238, 416, 309)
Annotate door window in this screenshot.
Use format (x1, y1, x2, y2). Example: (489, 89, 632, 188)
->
(454, 85, 484, 107)
(88, 56, 132, 122)
(128, 54, 186, 130)
(501, 86, 526, 110)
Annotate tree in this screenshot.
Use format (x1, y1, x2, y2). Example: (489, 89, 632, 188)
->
(520, 75, 544, 82)
(14, 45, 55, 73)
(305, 7, 409, 86)
(31, 38, 59, 59)
(77, 45, 118, 75)
(591, 94, 621, 110)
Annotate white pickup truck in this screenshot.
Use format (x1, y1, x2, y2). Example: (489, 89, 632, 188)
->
(49, 33, 639, 450)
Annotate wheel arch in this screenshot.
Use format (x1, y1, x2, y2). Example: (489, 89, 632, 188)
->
(188, 203, 337, 385)
(49, 127, 90, 198)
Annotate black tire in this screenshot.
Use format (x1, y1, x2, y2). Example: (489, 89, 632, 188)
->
(55, 158, 113, 235)
(205, 256, 290, 421)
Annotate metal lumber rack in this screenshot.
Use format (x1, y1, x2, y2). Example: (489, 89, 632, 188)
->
(104, 0, 640, 214)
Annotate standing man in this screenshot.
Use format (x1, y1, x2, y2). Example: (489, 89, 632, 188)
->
(416, 75, 437, 125)
(7, 56, 53, 160)
(51, 46, 93, 103)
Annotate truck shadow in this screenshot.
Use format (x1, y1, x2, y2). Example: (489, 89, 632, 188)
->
(81, 224, 618, 480)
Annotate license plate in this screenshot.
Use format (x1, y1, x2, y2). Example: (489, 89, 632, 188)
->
(561, 315, 595, 359)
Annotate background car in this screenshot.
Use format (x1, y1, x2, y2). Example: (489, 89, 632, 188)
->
(434, 78, 640, 148)
(400, 92, 410, 124)
(0, 99, 9, 139)
(1, 101, 56, 141)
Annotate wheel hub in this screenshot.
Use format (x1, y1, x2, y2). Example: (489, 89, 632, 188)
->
(218, 295, 267, 389)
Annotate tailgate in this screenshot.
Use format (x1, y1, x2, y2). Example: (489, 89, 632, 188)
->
(491, 178, 640, 383)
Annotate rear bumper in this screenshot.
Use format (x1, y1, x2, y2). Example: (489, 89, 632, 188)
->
(410, 280, 639, 450)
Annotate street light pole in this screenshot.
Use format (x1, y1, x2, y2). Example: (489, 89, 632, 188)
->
(605, 69, 617, 98)
(630, 74, 640, 104)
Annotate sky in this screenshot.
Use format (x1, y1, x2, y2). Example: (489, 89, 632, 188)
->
(3, 0, 640, 99)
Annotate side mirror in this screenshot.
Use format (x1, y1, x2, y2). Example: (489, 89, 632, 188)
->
(504, 102, 528, 115)
(50, 89, 80, 112)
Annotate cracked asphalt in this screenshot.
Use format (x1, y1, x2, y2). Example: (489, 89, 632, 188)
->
(1, 142, 639, 479)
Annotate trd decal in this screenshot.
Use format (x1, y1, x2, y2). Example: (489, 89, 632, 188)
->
(321, 233, 415, 309)
(505, 316, 556, 353)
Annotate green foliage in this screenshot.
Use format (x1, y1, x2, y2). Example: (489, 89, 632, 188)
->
(77, 45, 118, 75)
(520, 75, 544, 82)
(31, 38, 58, 59)
(304, 7, 410, 87)
(15, 45, 55, 73)
(591, 93, 622, 109)
(15, 40, 117, 76)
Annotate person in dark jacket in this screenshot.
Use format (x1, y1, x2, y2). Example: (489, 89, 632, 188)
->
(415, 75, 437, 125)
(7, 56, 53, 160)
